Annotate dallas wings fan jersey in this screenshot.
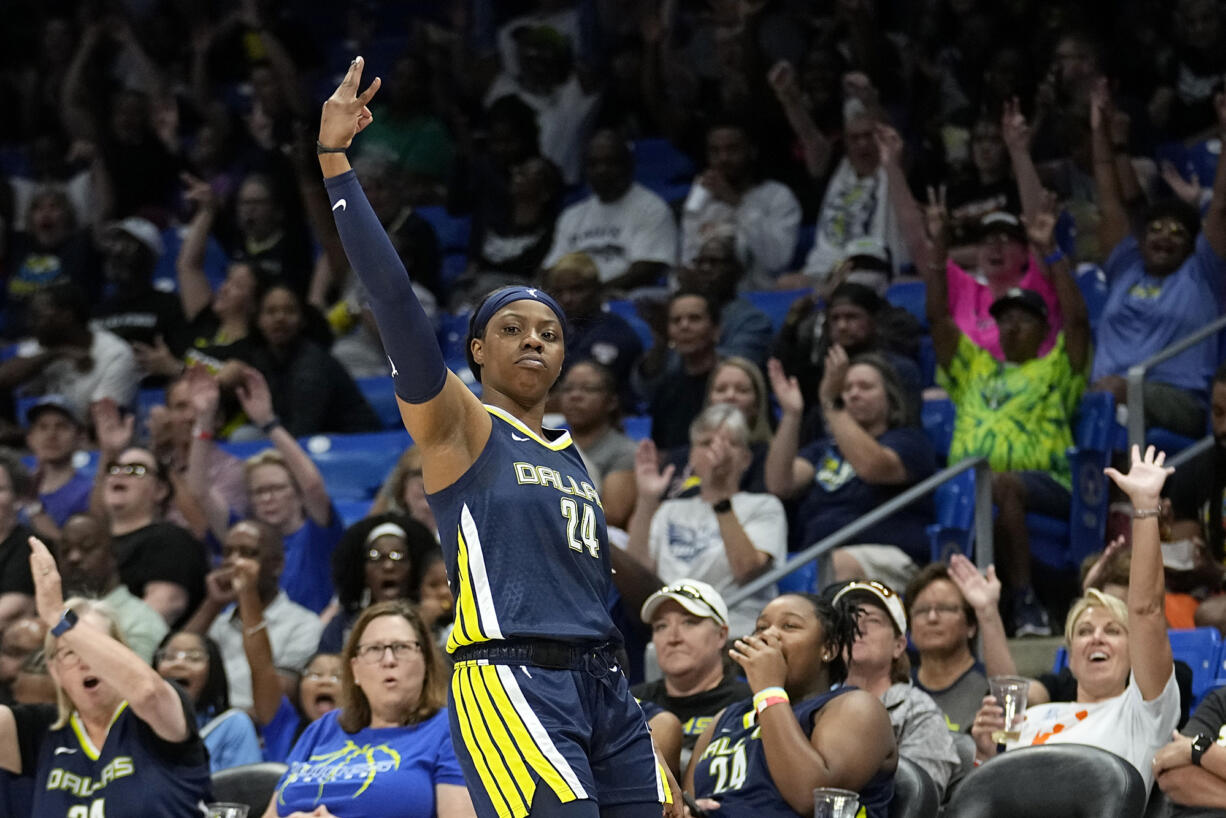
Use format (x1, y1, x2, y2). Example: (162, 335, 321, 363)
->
(429, 406, 621, 652)
(32, 697, 211, 817)
(691, 687, 895, 818)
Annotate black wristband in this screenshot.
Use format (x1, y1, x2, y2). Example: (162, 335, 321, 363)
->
(316, 141, 348, 154)
(712, 498, 733, 514)
(258, 416, 281, 435)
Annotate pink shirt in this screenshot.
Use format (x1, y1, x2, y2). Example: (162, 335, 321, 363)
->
(946, 255, 1062, 360)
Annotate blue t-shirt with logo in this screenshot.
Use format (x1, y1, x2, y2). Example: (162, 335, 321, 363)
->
(277, 508, 344, 613)
(1092, 233, 1226, 395)
(272, 708, 465, 818)
(796, 427, 936, 560)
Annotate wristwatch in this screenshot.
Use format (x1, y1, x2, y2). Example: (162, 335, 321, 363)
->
(51, 607, 78, 638)
(1191, 732, 1213, 767)
(712, 498, 733, 514)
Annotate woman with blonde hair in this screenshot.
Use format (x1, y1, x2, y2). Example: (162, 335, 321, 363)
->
(0, 537, 211, 815)
(264, 599, 476, 817)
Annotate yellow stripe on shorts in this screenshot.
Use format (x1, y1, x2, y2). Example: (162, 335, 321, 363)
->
(458, 664, 532, 816)
(451, 667, 516, 817)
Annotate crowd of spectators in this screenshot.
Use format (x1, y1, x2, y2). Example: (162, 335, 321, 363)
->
(2, 0, 1226, 814)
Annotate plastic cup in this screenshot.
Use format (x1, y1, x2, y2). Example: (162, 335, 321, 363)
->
(988, 675, 1030, 745)
(205, 804, 249, 818)
(813, 787, 860, 818)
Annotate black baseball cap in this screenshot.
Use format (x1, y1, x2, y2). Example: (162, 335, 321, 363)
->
(989, 288, 1048, 323)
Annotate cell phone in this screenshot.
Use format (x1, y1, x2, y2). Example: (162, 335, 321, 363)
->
(682, 792, 708, 817)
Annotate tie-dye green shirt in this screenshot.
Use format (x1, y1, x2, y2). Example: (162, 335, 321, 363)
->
(941, 333, 1085, 489)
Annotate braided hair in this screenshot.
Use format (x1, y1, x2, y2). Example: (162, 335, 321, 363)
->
(784, 592, 859, 685)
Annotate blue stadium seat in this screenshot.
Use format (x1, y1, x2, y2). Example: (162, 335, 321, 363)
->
(1075, 264, 1108, 332)
(415, 206, 471, 252)
(334, 497, 373, 528)
(437, 311, 471, 361)
(632, 138, 695, 185)
(356, 376, 401, 429)
(441, 252, 468, 287)
(927, 468, 976, 563)
(640, 179, 692, 205)
(1169, 627, 1223, 709)
(886, 280, 928, 329)
(790, 224, 817, 270)
(776, 557, 818, 594)
(744, 289, 809, 333)
(623, 415, 652, 441)
(920, 398, 956, 460)
(154, 225, 230, 291)
(605, 300, 656, 351)
(301, 430, 411, 500)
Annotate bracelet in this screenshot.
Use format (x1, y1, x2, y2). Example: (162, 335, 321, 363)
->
(753, 686, 790, 715)
(1043, 249, 1065, 266)
(244, 620, 268, 637)
(1132, 507, 1161, 519)
(192, 426, 213, 441)
(316, 141, 348, 154)
(258, 416, 281, 435)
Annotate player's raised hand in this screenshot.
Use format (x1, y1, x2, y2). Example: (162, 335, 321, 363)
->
(318, 56, 382, 151)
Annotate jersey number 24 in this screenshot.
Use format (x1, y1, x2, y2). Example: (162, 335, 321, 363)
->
(560, 498, 600, 557)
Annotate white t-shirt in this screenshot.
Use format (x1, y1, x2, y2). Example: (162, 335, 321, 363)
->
(544, 184, 678, 282)
(19, 329, 140, 418)
(680, 179, 801, 290)
(1007, 669, 1180, 791)
(647, 492, 787, 637)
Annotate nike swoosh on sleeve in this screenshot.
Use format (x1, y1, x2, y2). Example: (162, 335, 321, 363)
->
(332, 199, 347, 211)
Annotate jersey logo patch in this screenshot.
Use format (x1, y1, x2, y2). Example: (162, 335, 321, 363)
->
(511, 433, 530, 441)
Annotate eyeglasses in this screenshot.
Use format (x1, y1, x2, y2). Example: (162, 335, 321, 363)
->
(1146, 219, 1190, 239)
(251, 482, 293, 498)
(366, 549, 407, 564)
(154, 649, 208, 666)
(303, 671, 341, 683)
(51, 648, 80, 668)
(660, 583, 726, 626)
(107, 462, 151, 478)
(911, 603, 964, 619)
(355, 641, 422, 663)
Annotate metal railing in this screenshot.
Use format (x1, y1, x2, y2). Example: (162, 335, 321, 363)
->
(724, 457, 993, 608)
(1169, 434, 1214, 468)
(1126, 314, 1226, 451)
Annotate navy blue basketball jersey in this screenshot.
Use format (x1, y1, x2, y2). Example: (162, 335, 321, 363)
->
(429, 406, 620, 652)
(691, 688, 894, 818)
(29, 692, 211, 817)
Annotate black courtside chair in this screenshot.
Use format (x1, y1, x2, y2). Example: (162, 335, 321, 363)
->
(211, 761, 288, 815)
(889, 756, 941, 818)
(942, 744, 1147, 818)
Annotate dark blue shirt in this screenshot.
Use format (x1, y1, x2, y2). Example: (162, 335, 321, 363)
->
(797, 427, 936, 561)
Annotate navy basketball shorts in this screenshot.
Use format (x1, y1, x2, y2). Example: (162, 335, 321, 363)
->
(449, 656, 666, 817)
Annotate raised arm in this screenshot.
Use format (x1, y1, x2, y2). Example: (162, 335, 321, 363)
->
(183, 367, 235, 542)
(878, 124, 932, 272)
(30, 536, 188, 743)
(920, 188, 960, 369)
(820, 346, 907, 484)
(1203, 92, 1226, 258)
(318, 57, 489, 492)
(768, 61, 833, 180)
(1026, 191, 1090, 371)
(1104, 445, 1175, 701)
(947, 555, 1018, 679)
(1090, 78, 1131, 255)
(235, 367, 331, 526)
(1001, 98, 1045, 223)
(626, 439, 672, 571)
(176, 174, 221, 322)
(764, 358, 816, 499)
(233, 555, 282, 726)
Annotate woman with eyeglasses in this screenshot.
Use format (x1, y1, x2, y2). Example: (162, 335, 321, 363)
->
(0, 537, 212, 815)
(263, 600, 476, 817)
(321, 59, 680, 817)
(684, 593, 897, 817)
(319, 513, 441, 653)
(154, 630, 261, 772)
(1085, 81, 1226, 438)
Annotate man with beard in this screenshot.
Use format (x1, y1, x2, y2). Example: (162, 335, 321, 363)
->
(56, 513, 166, 663)
(545, 128, 678, 292)
(182, 519, 320, 710)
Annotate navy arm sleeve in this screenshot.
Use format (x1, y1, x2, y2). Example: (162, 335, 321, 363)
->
(324, 170, 447, 403)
